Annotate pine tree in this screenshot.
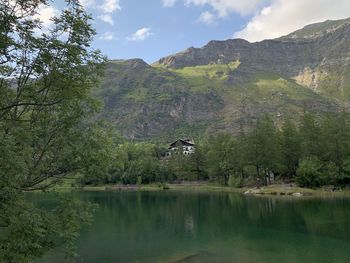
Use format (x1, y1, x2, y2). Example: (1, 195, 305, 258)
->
(280, 119, 301, 180)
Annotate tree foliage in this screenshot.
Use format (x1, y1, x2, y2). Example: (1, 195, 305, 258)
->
(172, 112, 350, 188)
(113, 142, 171, 184)
(94, 112, 350, 189)
(0, 0, 107, 261)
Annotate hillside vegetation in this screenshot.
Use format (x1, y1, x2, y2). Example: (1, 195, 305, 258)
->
(97, 18, 350, 140)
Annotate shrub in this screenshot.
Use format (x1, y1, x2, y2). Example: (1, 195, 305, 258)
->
(295, 157, 323, 188)
(228, 175, 243, 188)
(162, 183, 170, 190)
(337, 159, 350, 186)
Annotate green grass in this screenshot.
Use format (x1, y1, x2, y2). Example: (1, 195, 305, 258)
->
(254, 76, 319, 100)
(153, 62, 240, 94)
(170, 61, 240, 79)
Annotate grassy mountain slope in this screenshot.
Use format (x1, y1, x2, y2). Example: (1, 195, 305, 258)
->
(97, 62, 336, 140)
(156, 18, 350, 101)
(97, 18, 350, 140)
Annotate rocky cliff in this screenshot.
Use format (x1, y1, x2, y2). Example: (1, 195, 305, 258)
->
(97, 18, 350, 140)
(155, 18, 350, 99)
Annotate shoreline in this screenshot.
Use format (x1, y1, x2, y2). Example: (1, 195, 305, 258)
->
(78, 183, 350, 198)
(83, 183, 242, 193)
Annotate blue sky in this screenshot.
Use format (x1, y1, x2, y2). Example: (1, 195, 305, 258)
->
(84, 0, 251, 63)
(44, 0, 350, 63)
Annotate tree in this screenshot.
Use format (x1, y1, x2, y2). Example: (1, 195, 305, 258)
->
(295, 157, 323, 188)
(235, 132, 250, 179)
(245, 115, 281, 185)
(167, 140, 208, 182)
(279, 119, 301, 180)
(319, 112, 350, 178)
(206, 133, 236, 185)
(0, 0, 105, 261)
(299, 113, 321, 158)
(190, 143, 208, 181)
(78, 122, 123, 185)
(167, 152, 195, 181)
(113, 142, 171, 184)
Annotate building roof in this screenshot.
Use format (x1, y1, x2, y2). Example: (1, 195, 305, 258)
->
(169, 139, 195, 149)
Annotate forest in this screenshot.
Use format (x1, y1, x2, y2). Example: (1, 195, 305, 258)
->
(82, 113, 350, 189)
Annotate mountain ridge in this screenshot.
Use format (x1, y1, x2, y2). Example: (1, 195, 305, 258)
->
(98, 18, 350, 140)
(279, 17, 350, 40)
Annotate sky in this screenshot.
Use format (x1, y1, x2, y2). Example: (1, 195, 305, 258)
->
(38, 0, 350, 63)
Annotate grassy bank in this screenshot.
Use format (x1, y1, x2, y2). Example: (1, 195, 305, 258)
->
(80, 183, 350, 198)
(82, 183, 242, 193)
(45, 178, 350, 198)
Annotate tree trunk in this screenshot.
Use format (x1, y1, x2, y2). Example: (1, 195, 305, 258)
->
(224, 174, 228, 186)
(256, 164, 261, 187)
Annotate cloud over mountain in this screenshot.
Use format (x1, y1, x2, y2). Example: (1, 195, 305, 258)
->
(235, 0, 350, 42)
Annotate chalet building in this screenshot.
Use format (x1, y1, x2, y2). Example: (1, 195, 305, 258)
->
(167, 139, 195, 156)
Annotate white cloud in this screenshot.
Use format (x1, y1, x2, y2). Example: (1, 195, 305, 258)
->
(34, 5, 59, 28)
(198, 11, 215, 25)
(99, 31, 115, 40)
(162, 0, 177, 7)
(100, 0, 121, 14)
(235, 0, 350, 42)
(185, 0, 268, 17)
(98, 14, 114, 25)
(81, 0, 121, 25)
(80, 0, 96, 7)
(81, 0, 120, 12)
(163, 0, 268, 16)
(127, 28, 153, 41)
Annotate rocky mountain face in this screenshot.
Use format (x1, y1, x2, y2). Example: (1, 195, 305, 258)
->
(97, 59, 224, 140)
(98, 18, 350, 140)
(156, 18, 350, 97)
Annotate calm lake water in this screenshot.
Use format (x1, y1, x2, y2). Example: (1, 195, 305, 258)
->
(36, 191, 350, 263)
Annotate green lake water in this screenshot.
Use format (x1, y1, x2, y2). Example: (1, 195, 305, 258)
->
(36, 191, 350, 263)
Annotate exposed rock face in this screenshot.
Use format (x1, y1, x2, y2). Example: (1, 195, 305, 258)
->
(156, 18, 350, 97)
(98, 18, 350, 140)
(98, 60, 223, 139)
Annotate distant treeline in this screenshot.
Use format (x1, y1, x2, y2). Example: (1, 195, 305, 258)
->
(83, 112, 350, 188)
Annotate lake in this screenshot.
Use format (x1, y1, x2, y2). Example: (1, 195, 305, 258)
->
(36, 191, 350, 263)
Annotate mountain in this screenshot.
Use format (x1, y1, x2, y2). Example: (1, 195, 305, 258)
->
(155, 18, 350, 98)
(97, 18, 350, 140)
(280, 17, 350, 40)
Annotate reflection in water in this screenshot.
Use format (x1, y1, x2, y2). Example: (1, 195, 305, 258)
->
(35, 192, 350, 263)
